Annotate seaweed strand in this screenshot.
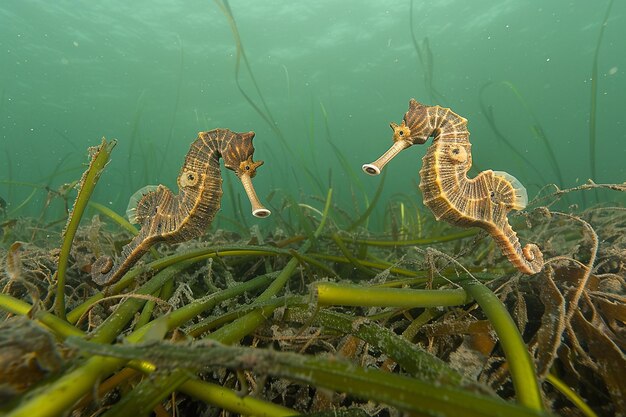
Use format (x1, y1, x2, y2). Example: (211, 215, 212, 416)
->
(55, 138, 116, 319)
(589, 0, 615, 198)
(214, 0, 290, 151)
(409, 0, 446, 103)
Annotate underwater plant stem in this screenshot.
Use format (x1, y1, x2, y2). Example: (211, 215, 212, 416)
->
(207, 188, 331, 344)
(347, 169, 387, 231)
(320, 101, 369, 202)
(135, 291, 160, 330)
(315, 282, 472, 308)
(129, 273, 275, 341)
(55, 138, 116, 320)
(409, 0, 445, 104)
(6, 188, 37, 218)
(0, 293, 83, 339)
(185, 296, 299, 337)
(345, 229, 478, 247)
(550, 212, 598, 324)
(100, 212, 329, 416)
(331, 233, 377, 277)
(106, 362, 296, 417)
(127, 90, 146, 192)
(89, 201, 138, 236)
(459, 280, 543, 411)
(69, 337, 547, 417)
(481, 81, 564, 188)
(208, 198, 330, 342)
(4, 275, 277, 417)
(310, 252, 423, 277)
(135, 280, 174, 330)
(589, 0, 615, 199)
(74, 367, 138, 409)
(66, 245, 285, 323)
(103, 292, 293, 414)
(285, 306, 469, 387)
(545, 373, 599, 417)
(111, 361, 296, 417)
(157, 34, 184, 175)
(288, 249, 338, 277)
(6, 355, 126, 417)
(101, 368, 190, 417)
(88, 263, 188, 344)
(478, 84, 549, 185)
(91, 267, 274, 345)
(403, 307, 439, 342)
(214, 0, 289, 150)
(179, 379, 295, 417)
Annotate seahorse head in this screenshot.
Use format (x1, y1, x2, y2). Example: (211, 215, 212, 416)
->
(362, 99, 432, 175)
(220, 131, 271, 218)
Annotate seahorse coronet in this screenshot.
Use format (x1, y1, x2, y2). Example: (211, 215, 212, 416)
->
(391, 121, 412, 142)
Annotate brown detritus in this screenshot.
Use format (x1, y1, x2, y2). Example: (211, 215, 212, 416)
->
(528, 266, 566, 379)
(0, 317, 64, 402)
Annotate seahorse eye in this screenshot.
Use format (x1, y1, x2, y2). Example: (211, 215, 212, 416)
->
(399, 130, 404, 136)
(245, 165, 250, 170)
(180, 170, 199, 187)
(447, 145, 467, 163)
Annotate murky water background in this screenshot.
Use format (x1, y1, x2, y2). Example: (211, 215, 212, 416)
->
(1, 0, 624, 227)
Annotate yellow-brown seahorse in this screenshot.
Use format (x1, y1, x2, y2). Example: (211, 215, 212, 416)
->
(91, 128, 271, 286)
(363, 99, 543, 274)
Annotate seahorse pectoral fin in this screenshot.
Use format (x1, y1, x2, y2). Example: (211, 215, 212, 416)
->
(126, 185, 160, 224)
(239, 173, 271, 218)
(493, 170, 528, 211)
(362, 140, 411, 176)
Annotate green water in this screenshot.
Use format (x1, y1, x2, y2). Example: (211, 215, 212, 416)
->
(1, 0, 624, 228)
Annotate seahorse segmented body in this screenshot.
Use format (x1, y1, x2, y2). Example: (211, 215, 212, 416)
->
(91, 128, 270, 286)
(363, 99, 543, 274)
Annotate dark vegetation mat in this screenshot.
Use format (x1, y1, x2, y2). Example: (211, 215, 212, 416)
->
(1, 169, 625, 416)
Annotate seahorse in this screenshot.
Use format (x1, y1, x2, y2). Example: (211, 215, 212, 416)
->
(91, 128, 271, 286)
(362, 99, 543, 274)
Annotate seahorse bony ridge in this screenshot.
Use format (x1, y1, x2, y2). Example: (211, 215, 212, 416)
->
(91, 128, 271, 286)
(363, 99, 543, 275)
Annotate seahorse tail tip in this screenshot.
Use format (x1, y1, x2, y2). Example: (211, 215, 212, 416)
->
(91, 256, 115, 286)
(521, 243, 544, 274)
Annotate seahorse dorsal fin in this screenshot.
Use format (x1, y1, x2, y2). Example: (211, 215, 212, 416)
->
(126, 185, 160, 224)
(493, 171, 528, 210)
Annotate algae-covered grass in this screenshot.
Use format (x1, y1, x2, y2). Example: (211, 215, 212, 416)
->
(1, 136, 624, 416)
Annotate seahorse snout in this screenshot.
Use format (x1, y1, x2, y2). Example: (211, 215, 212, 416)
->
(362, 140, 411, 176)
